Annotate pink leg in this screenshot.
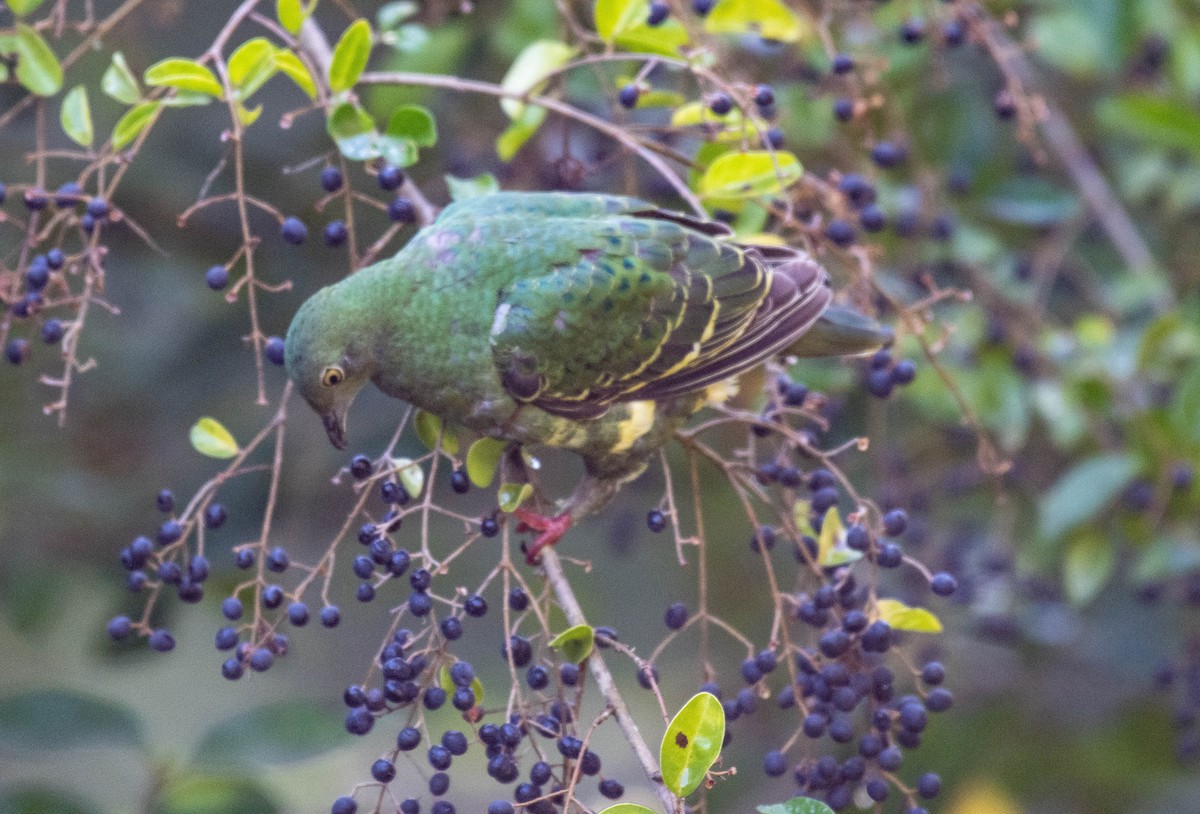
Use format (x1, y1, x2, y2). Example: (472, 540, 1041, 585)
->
(514, 508, 573, 564)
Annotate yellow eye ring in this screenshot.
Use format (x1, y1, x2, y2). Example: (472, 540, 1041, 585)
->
(321, 366, 345, 387)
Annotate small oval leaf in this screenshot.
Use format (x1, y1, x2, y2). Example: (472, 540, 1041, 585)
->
(598, 807, 659, 814)
(7, 0, 51, 15)
(144, 58, 222, 96)
(466, 437, 507, 488)
(386, 104, 437, 147)
(193, 700, 342, 768)
(549, 624, 595, 664)
(1038, 453, 1140, 541)
(329, 19, 372, 93)
(189, 417, 240, 459)
(757, 797, 837, 814)
(102, 52, 141, 104)
(392, 457, 425, 498)
(874, 598, 943, 633)
(156, 775, 280, 814)
(698, 150, 803, 199)
(413, 409, 458, 454)
(1063, 530, 1115, 606)
(14, 23, 63, 96)
(111, 100, 160, 148)
(0, 690, 143, 751)
(60, 85, 93, 148)
(228, 38, 277, 98)
(273, 50, 317, 98)
(660, 691, 725, 797)
(499, 39, 575, 120)
(498, 482, 533, 513)
(704, 0, 809, 43)
(277, 0, 317, 34)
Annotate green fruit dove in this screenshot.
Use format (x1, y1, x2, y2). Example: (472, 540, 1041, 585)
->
(285, 191, 888, 561)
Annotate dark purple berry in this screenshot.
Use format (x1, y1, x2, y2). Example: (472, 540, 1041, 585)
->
(5, 338, 29, 365)
(664, 601, 688, 630)
(378, 165, 405, 191)
(323, 220, 348, 247)
(892, 359, 916, 384)
(899, 18, 926, 44)
(871, 141, 906, 168)
(388, 197, 416, 223)
(753, 84, 775, 108)
(148, 629, 175, 652)
(930, 572, 957, 596)
(264, 336, 285, 365)
(647, 509, 666, 532)
(709, 92, 733, 116)
(205, 265, 229, 290)
(320, 166, 344, 193)
(280, 216, 307, 245)
(618, 84, 640, 109)
(831, 53, 853, 74)
(882, 509, 908, 536)
(833, 97, 854, 121)
(825, 219, 855, 247)
(647, 1, 669, 26)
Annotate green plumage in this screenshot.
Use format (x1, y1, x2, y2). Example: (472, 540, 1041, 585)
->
(285, 191, 886, 533)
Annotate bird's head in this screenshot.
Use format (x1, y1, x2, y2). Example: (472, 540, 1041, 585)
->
(284, 287, 375, 450)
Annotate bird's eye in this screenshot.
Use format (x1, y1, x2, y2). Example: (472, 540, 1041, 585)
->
(321, 366, 345, 387)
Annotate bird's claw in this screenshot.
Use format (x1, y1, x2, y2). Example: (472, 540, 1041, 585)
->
(513, 508, 572, 564)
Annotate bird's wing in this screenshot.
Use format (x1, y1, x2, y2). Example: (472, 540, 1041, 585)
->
(489, 205, 831, 419)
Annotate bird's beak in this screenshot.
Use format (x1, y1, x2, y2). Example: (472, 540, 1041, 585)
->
(322, 408, 348, 449)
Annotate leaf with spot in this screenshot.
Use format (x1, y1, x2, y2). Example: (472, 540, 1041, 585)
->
(102, 52, 141, 104)
(14, 24, 62, 96)
(498, 482, 533, 513)
(329, 19, 372, 93)
(704, 0, 809, 43)
(189, 417, 240, 459)
(60, 85, 93, 148)
(144, 58, 222, 96)
(874, 599, 943, 633)
(466, 437, 507, 488)
(698, 150, 802, 199)
(549, 624, 595, 664)
(757, 798, 836, 814)
(659, 692, 724, 797)
(111, 100, 160, 148)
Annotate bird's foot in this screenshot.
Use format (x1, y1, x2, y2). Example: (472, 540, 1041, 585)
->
(514, 508, 573, 564)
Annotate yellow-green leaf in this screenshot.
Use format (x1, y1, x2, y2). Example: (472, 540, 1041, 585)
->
(1063, 529, 1115, 605)
(660, 692, 725, 797)
(757, 798, 836, 814)
(273, 50, 317, 98)
(237, 102, 262, 127)
(14, 24, 62, 96)
(498, 482, 533, 513)
(614, 19, 688, 57)
(228, 38, 277, 98)
(496, 105, 546, 161)
(594, 0, 648, 41)
(704, 0, 809, 43)
(7, 0, 50, 15)
(392, 457, 425, 497)
(102, 52, 141, 104)
(60, 85, 93, 148)
(386, 104, 437, 147)
(277, 0, 318, 34)
(816, 506, 861, 567)
(599, 807, 658, 814)
(500, 40, 575, 120)
(413, 410, 459, 454)
(111, 100, 160, 149)
(189, 417, 240, 459)
(549, 624, 595, 664)
(329, 19, 372, 93)
(875, 599, 943, 634)
(697, 150, 802, 199)
(144, 58, 222, 96)
(466, 437, 507, 489)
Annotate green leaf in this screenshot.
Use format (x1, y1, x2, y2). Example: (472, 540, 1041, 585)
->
(594, 0, 648, 41)
(757, 798, 836, 814)
(0, 690, 143, 751)
(236, 102, 262, 126)
(192, 700, 342, 768)
(615, 20, 689, 57)
(986, 177, 1081, 227)
(378, 1, 420, 30)
(438, 665, 485, 707)
(329, 18, 372, 93)
(704, 0, 809, 43)
(496, 104, 546, 161)
(660, 692, 725, 797)
(60, 85, 93, 148)
(144, 58, 222, 96)
(375, 135, 418, 167)
(500, 39, 575, 120)
(391, 457, 425, 498)
(698, 150, 802, 199)
(326, 101, 378, 160)
(14, 24, 62, 96)
(874, 599, 943, 633)
(598, 807, 658, 814)
(1170, 362, 1200, 443)
(156, 775, 280, 814)
(671, 100, 743, 127)
(1063, 530, 1115, 606)
(111, 100, 160, 148)
(276, 0, 317, 35)
(386, 104, 437, 147)
(1097, 93, 1200, 156)
(1038, 453, 1140, 541)
(549, 624, 595, 664)
(102, 52, 141, 104)
(815, 506, 860, 566)
(413, 409, 458, 453)
(273, 50, 317, 98)
(189, 417, 240, 459)
(0, 785, 100, 814)
(466, 437, 507, 488)
(6, 0, 49, 16)
(498, 482, 533, 513)
(446, 172, 500, 201)
(228, 38, 277, 99)
(1133, 535, 1200, 583)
